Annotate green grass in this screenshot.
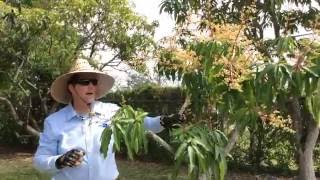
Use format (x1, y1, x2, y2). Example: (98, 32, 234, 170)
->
(0, 153, 49, 180)
(0, 153, 270, 180)
(0, 153, 187, 180)
(118, 159, 187, 180)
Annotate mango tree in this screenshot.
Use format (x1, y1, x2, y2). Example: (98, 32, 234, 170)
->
(158, 0, 320, 179)
(157, 24, 266, 179)
(257, 38, 320, 180)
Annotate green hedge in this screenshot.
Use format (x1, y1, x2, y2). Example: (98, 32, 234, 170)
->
(103, 85, 186, 116)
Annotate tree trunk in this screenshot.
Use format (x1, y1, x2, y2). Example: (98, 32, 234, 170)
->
(297, 119, 319, 180)
(224, 123, 241, 154)
(0, 96, 40, 137)
(268, 1, 281, 38)
(298, 148, 316, 180)
(289, 97, 319, 180)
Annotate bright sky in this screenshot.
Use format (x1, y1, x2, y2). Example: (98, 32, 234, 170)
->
(102, 0, 176, 90)
(130, 0, 175, 41)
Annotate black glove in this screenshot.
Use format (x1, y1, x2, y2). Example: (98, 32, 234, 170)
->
(160, 113, 185, 129)
(55, 149, 85, 169)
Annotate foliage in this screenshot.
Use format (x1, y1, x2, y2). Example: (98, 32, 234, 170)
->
(100, 105, 228, 180)
(0, 109, 21, 145)
(171, 125, 227, 180)
(104, 86, 185, 163)
(105, 86, 320, 176)
(100, 105, 149, 159)
(230, 125, 296, 175)
(0, 1, 78, 139)
(158, 0, 320, 179)
(159, 0, 319, 42)
(0, 0, 157, 142)
(52, 0, 157, 72)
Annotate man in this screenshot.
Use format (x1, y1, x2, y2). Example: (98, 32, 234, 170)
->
(33, 58, 182, 180)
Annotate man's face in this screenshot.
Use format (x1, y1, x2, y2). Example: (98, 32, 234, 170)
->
(68, 73, 98, 104)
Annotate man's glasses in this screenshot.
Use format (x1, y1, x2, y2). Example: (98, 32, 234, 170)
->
(73, 78, 98, 86)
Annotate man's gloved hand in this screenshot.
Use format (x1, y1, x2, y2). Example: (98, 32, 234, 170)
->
(160, 113, 185, 129)
(55, 149, 85, 169)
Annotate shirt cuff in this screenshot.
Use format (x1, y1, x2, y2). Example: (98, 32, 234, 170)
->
(48, 155, 62, 173)
(144, 116, 164, 133)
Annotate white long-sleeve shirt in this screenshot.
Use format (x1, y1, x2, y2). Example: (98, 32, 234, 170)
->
(33, 101, 164, 180)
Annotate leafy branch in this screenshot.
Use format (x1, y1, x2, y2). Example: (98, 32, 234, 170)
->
(100, 105, 148, 160)
(100, 105, 228, 180)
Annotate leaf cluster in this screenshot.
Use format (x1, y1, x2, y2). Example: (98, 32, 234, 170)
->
(171, 125, 228, 180)
(100, 105, 148, 160)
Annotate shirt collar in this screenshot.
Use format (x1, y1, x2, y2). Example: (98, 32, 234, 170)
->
(65, 101, 102, 121)
(65, 104, 78, 121)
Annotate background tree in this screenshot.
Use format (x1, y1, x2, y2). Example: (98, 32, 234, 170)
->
(0, 1, 78, 137)
(0, 0, 157, 142)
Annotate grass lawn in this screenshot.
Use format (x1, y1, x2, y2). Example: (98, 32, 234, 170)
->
(0, 152, 189, 180)
(0, 150, 299, 180)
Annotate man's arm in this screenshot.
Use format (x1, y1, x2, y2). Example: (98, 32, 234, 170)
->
(109, 102, 185, 133)
(144, 114, 185, 133)
(143, 116, 164, 133)
(33, 119, 61, 174)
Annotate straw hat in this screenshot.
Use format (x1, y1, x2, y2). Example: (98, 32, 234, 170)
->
(50, 58, 114, 104)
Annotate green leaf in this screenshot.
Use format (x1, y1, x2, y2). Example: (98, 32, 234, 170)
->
(187, 146, 196, 175)
(117, 124, 133, 159)
(174, 142, 188, 160)
(171, 150, 184, 180)
(306, 93, 320, 127)
(104, 105, 151, 160)
(112, 125, 121, 151)
(192, 145, 207, 172)
(303, 67, 319, 78)
(191, 138, 210, 151)
(219, 159, 227, 180)
(100, 127, 112, 158)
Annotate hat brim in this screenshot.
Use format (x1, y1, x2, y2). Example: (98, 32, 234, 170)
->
(50, 70, 114, 104)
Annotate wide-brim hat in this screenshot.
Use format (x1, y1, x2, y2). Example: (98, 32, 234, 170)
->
(50, 58, 114, 104)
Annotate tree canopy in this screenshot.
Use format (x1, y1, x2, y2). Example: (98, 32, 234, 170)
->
(158, 0, 320, 179)
(0, 0, 157, 138)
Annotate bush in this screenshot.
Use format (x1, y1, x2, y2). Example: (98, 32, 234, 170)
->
(0, 106, 23, 145)
(229, 124, 297, 176)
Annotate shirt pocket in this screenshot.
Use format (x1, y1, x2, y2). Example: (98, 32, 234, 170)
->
(58, 125, 85, 154)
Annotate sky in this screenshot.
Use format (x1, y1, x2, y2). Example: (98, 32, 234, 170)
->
(130, 0, 175, 41)
(103, 0, 176, 89)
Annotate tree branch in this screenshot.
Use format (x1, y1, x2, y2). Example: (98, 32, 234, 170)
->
(224, 123, 241, 154)
(178, 95, 190, 116)
(38, 90, 48, 115)
(146, 130, 174, 155)
(0, 96, 39, 137)
(100, 53, 121, 70)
